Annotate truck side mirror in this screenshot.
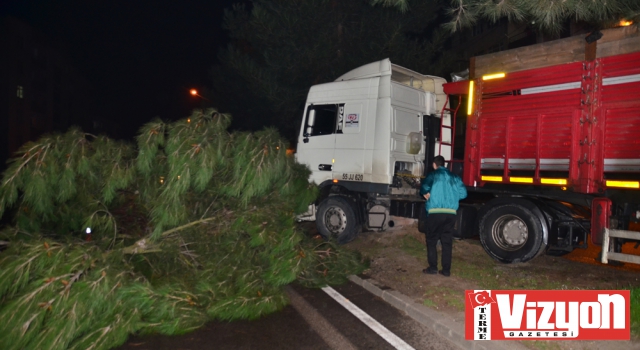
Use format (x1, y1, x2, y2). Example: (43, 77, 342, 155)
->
(305, 127, 313, 136)
(307, 110, 316, 127)
(303, 109, 315, 143)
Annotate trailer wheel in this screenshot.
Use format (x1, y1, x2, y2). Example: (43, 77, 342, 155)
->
(316, 196, 361, 244)
(479, 204, 545, 263)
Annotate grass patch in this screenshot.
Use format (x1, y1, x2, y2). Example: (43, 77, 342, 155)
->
(452, 242, 563, 290)
(423, 298, 436, 308)
(423, 286, 465, 311)
(398, 234, 426, 259)
(632, 287, 640, 337)
(445, 294, 465, 311)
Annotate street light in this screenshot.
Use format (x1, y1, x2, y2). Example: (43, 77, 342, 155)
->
(189, 88, 210, 101)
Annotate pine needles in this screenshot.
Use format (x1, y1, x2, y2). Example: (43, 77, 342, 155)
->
(445, 0, 640, 34)
(0, 108, 365, 349)
(374, 0, 640, 35)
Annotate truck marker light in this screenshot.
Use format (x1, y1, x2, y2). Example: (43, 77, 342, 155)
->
(540, 178, 567, 185)
(482, 73, 506, 80)
(333, 179, 339, 183)
(481, 176, 502, 182)
(606, 180, 639, 189)
(510, 177, 533, 183)
(332, 158, 335, 163)
(467, 81, 474, 115)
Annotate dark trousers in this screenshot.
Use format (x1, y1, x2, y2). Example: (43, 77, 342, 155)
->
(425, 213, 456, 273)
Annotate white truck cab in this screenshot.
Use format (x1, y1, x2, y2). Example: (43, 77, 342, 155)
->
(295, 59, 451, 243)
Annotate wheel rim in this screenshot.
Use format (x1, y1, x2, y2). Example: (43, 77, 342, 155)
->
(323, 205, 347, 235)
(491, 214, 528, 251)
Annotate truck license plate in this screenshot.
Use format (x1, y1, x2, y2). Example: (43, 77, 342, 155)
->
(341, 173, 363, 181)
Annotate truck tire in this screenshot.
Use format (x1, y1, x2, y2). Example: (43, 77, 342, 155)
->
(479, 204, 545, 263)
(316, 196, 361, 244)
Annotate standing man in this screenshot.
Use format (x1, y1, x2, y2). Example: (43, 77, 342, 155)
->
(420, 155, 467, 277)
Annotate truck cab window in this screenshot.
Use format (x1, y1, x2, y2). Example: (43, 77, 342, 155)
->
(305, 104, 344, 136)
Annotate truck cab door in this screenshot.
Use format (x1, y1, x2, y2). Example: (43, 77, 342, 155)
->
(296, 104, 340, 185)
(333, 102, 367, 182)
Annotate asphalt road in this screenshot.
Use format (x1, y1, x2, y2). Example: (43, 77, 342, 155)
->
(118, 281, 458, 350)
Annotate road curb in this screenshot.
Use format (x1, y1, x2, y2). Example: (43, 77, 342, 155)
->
(348, 275, 530, 350)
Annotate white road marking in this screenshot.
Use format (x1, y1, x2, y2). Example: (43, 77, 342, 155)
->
(322, 286, 416, 350)
(285, 286, 358, 350)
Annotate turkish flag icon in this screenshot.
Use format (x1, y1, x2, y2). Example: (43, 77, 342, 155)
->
(468, 291, 496, 308)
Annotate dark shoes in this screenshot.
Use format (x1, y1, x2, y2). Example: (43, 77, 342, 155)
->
(422, 267, 451, 277)
(423, 267, 451, 276)
(422, 267, 438, 275)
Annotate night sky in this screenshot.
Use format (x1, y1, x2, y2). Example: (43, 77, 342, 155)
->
(2, 0, 239, 138)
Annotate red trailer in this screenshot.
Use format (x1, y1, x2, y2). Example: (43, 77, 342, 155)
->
(441, 26, 640, 263)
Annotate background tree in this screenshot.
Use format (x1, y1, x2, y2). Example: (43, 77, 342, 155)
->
(373, 0, 640, 34)
(210, 0, 449, 142)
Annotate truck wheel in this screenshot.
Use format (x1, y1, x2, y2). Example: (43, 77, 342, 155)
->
(316, 196, 360, 244)
(479, 204, 545, 263)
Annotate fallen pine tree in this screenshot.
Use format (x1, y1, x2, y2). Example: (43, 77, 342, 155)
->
(0, 109, 365, 349)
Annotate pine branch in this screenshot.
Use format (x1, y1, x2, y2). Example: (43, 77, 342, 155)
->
(122, 216, 219, 254)
(2, 143, 49, 187)
(442, 0, 640, 34)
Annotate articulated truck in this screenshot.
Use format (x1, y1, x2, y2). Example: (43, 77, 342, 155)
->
(295, 25, 640, 263)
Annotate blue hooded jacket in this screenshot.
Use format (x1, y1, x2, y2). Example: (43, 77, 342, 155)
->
(420, 166, 467, 214)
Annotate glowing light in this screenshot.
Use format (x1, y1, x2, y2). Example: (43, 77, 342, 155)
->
(510, 177, 533, 183)
(540, 178, 567, 185)
(482, 73, 506, 80)
(332, 179, 339, 183)
(189, 89, 211, 101)
(86, 227, 92, 234)
(467, 80, 474, 115)
(481, 176, 502, 182)
(619, 20, 633, 27)
(606, 180, 639, 189)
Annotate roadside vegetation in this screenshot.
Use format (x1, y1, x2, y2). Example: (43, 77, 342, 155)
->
(632, 288, 640, 336)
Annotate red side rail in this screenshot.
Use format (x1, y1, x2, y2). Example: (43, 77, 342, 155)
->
(443, 51, 640, 194)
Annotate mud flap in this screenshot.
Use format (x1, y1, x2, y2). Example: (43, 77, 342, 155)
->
(591, 198, 611, 245)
